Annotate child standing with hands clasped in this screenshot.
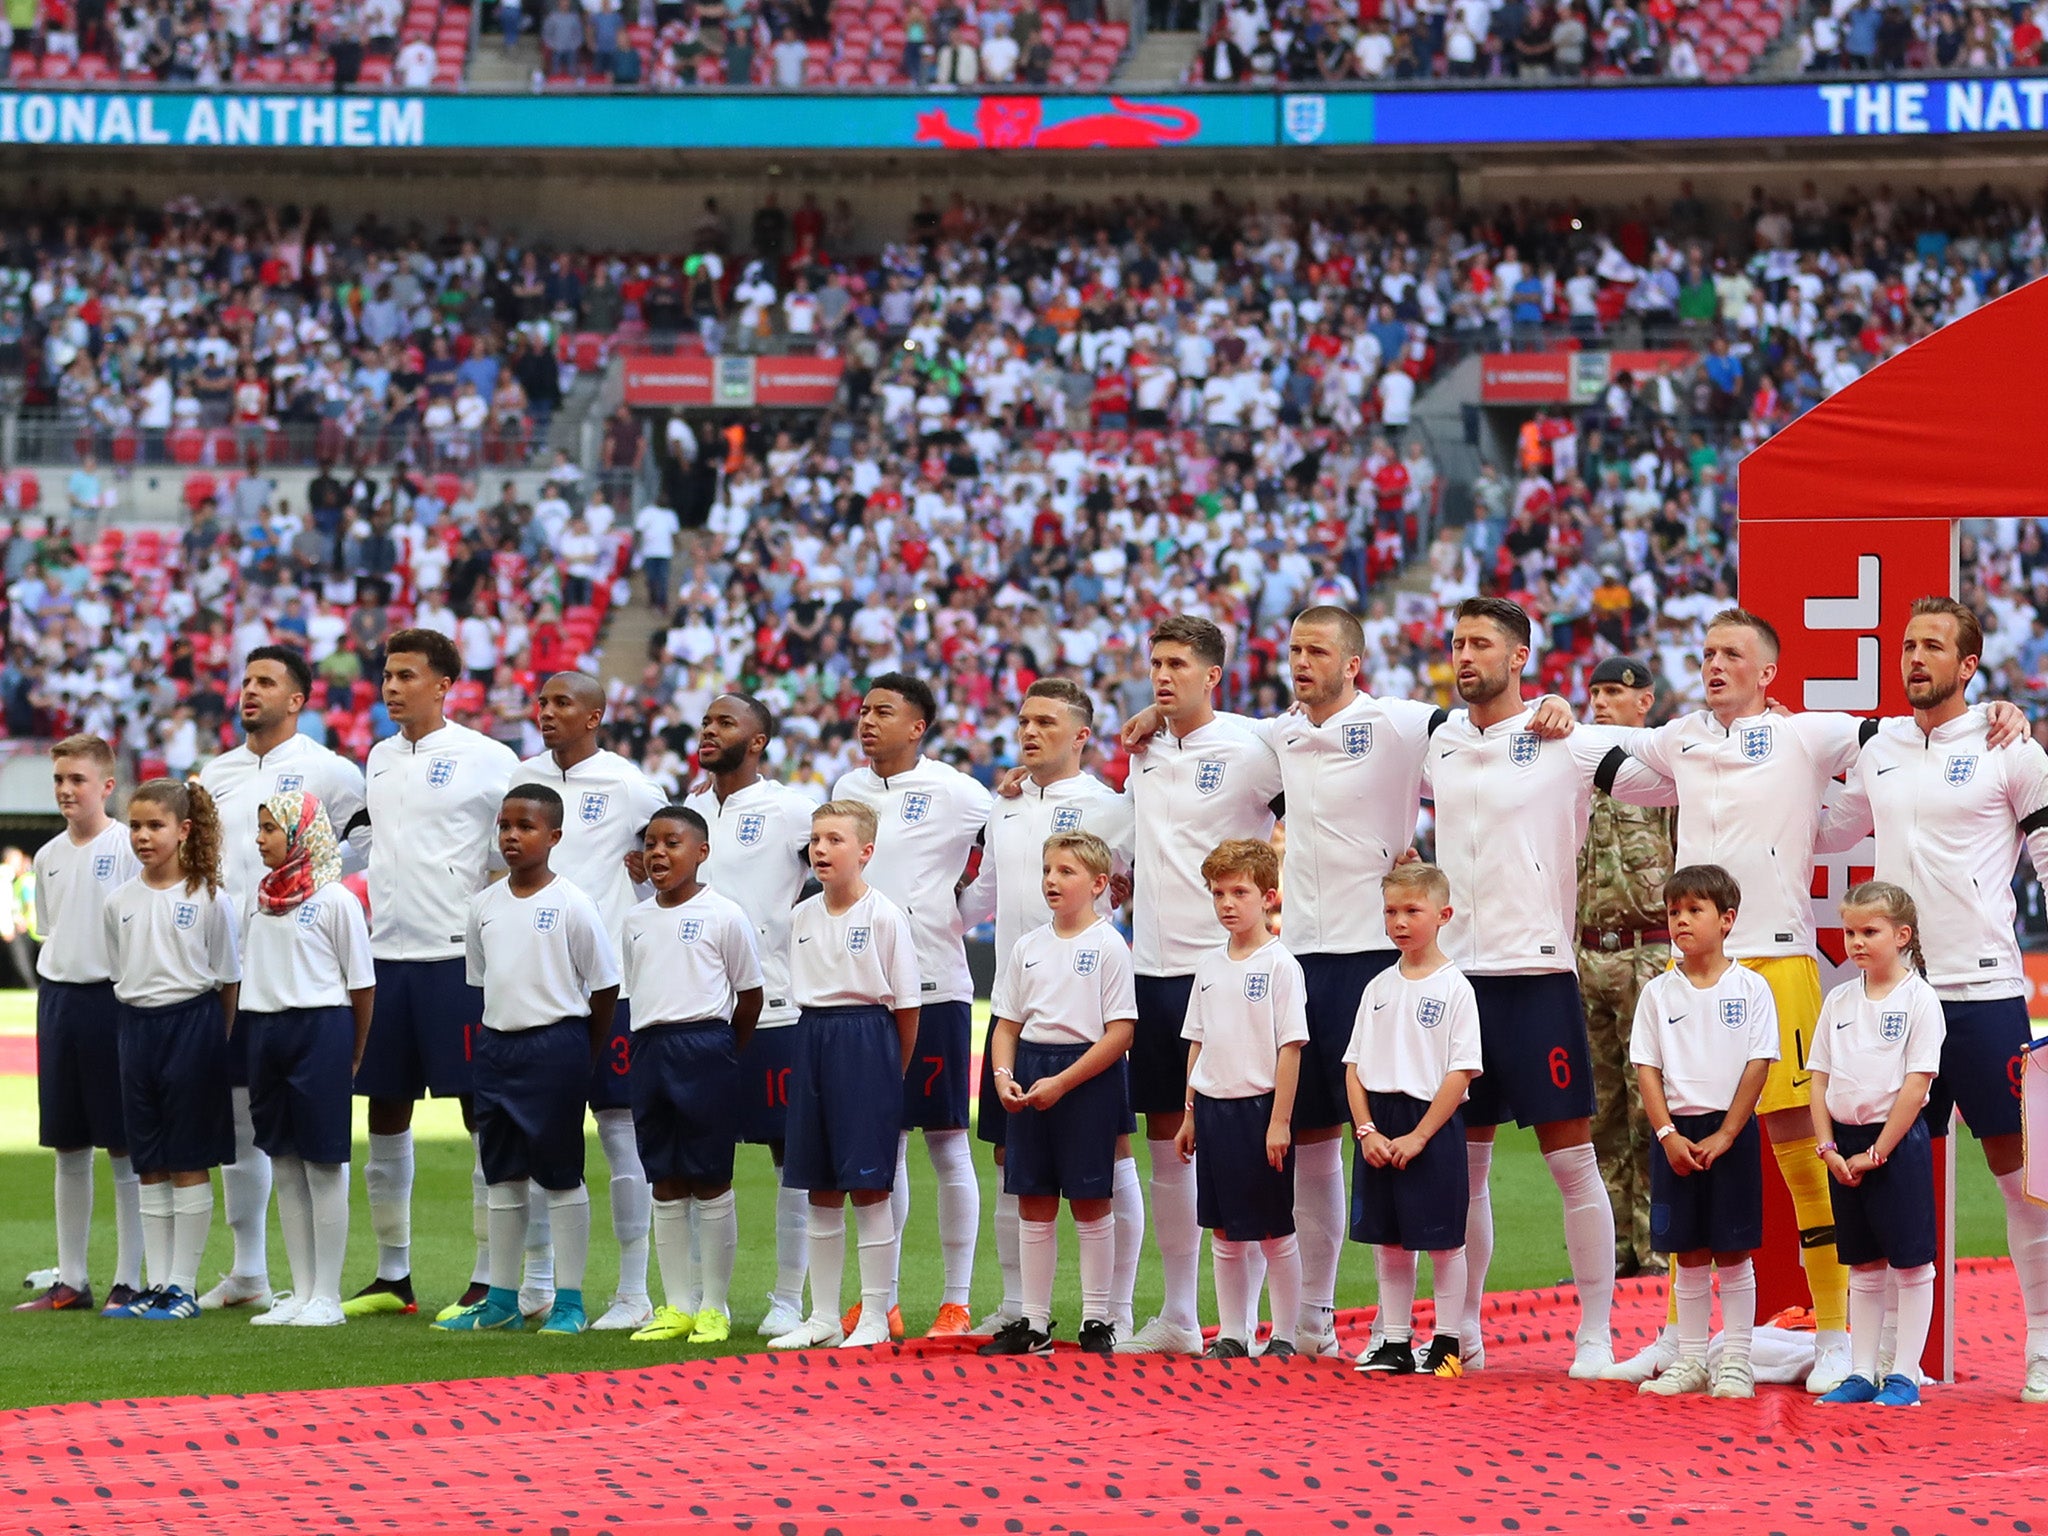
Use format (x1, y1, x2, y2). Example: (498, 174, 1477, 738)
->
(101, 780, 241, 1322)
(979, 831, 1137, 1358)
(1344, 863, 1482, 1380)
(1812, 881, 1945, 1408)
(1628, 865, 1778, 1399)
(1176, 838, 1307, 1361)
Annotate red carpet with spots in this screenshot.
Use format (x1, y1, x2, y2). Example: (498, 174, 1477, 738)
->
(7, 1260, 2046, 1535)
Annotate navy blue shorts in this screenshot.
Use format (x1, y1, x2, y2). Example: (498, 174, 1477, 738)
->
(1648, 1112, 1762, 1256)
(902, 997, 971, 1131)
(1131, 973, 1195, 1118)
(589, 997, 634, 1112)
(630, 1020, 738, 1187)
(120, 994, 234, 1176)
(736, 1025, 797, 1146)
(1463, 972, 1595, 1129)
(472, 1019, 592, 1191)
(224, 998, 258, 1091)
(783, 1005, 903, 1194)
(353, 957, 481, 1101)
(1003, 1040, 1124, 1201)
(1193, 1090, 1296, 1242)
(1349, 1090, 1467, 1251)
(1297, 950, 1400, 1132)
(246, 1006, 355, 1164)
(977, 1014, 1007, 1149)
(37, 980, 127, 1151)
(1926, 996, 2029, 1141)
(1829, 1119, 1937, 1269)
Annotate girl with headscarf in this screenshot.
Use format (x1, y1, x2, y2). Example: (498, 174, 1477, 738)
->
(238, 791, 375, 1329)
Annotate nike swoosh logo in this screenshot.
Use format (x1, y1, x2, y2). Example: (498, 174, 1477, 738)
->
(372, 768, 392, 778)
(857, 1167, 879, 1178)
(1681, 743, 1702, 753)
(797, 936, 812, 944)
(1286, 738, 1305, 747)
(1438, 749, 1454, 759)
(1003, 812, 1020, 820)
(1024, 961, 1039, 968)
(1667, 1016, 1684, 1025)
(1142, 766, 1158, 774)
(120, 915, 132, 924)
(1876, 766, 1900, 775)
(1835, 1020, 1852, 1030)
(1372, 1002, 1387, 1011)
(1200, 982, 1215, 991)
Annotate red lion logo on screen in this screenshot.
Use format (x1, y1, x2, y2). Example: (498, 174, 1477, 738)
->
(915, 95, 1200, 149)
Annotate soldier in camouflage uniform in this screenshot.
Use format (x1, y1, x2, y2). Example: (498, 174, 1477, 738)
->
(1575, 656, 1676, 1278)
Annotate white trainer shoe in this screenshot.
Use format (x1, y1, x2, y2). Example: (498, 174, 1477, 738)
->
(769, 1316, 844, 1350)
(1639, 1359, 1711, 1397)
(1807, 1331, 1853, 1395)
(842, 1310, 893, 1348)
(198, 1272, 273, 1311)
(251, 1292, 304, 1326)
(1296, 1318, 1343, 1359)
(758, 1295, 807, 1339)
(972, 1306, 1024, 1337)
(291, 1296, 347, 1327)
(2025, 1355, 2048, 1405)
(1569, 1335, 1616, 1380)
(1113, 1315, 1204, 1356)
(1601, 1328, 1680, 1384)
(591, 1294, 654, 1332)
(1711, 1356, 1756, 1399)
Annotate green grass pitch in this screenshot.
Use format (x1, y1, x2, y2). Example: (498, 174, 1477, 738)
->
(0, 992, 2017, 1409)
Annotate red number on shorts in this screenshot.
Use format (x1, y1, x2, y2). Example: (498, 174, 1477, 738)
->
(2011, 1054, 2026, 1101)
(923, 1055, 945, 1095)
(767, 1067, 790, 1108)
(1548, 1046, 1572, 1090)
(610, 1034, 631, 1077)
(462, 1023, 474, 1063)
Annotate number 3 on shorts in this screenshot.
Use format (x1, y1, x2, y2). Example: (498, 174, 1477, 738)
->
(1548, 1045, 1572, 1090)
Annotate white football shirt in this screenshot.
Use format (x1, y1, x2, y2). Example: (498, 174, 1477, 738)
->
(789, 886, 921, 1011)
(833, 757, 992, 1005)
(1182, 935, 1310, 1099)
(240, 887, 375, 1014)
(1628, 963, 1780, 1117)
(1342, 957, 1483, 1101)
(685, 777, 816, 1028)
(510, 748, 670, 944)
(1808, 970, 1946, 1127)
(367, 721, 519, 962)
(465, 875, 621, 1033)
(201, 733, 369, 918)
(1819, 709, 2048, 1001)
(1422, 707, 1675, 976)
(1130, 717, 1283, 977)
(990, 916, 1138, 1047)
(1616, 709, 1866, 960)
(33, 822, 139, 984)
(103, 879, 241, 1009)
(621, 887, 763, 1028)
(957, 771, 1133, 968)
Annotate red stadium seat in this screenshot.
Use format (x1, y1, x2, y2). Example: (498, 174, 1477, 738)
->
(169, 429, 205, 464)
(183, 473, 217, 508)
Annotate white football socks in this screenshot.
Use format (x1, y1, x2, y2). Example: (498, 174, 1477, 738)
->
(222, 1086, 271, 1284)
(1111, 1154, 1144, 1333)
(1377, 1245, 1419, 1342)
(547, 1184, 591, 1294)
(652, 1198, 700, 1314)
(486, 1182, 529, 1296)
(306, 1160, 350, 1307)
(1242, 1241, 1268, 1340)
(773, 1183, 808, 1313)
(1212, 1238, 1250, 1345)
(1849, 1265, 1887, 1382)
(364, 1131, 414, 1281)
(468, 1146, 491, 1286)
(854, 1199, 897, 1323)
(53, 1148, 93, 1290)
(139, 1179, 174, 1291)
(887, 1133, 910, 1310)
(1462, 1140, 1495, 1346)
(1293, 1137, 1344, 1339)
(272, 1153, 315, 1301)
(1719, 1256, 1756, 1366)
(1543, 1143, 1615, 1347)
(1076, 1212, 1114, 1327)
(109, 1153, 142, 1291)
(523, 1182, 553, 1294)
(1429, 1248, 1468, 1341)
(596, 1108, 652, 1302)
(807, 1204, 846, 1324)
(994, 1189, 1023, 1317)
(1673, 1262, 1713, 1363)
(1149, 1140, 1201, 1332)
(1020, 1215, 1057, 1332)
(697, 1190, 738, 1316)
(1260, 1234, 1302, 1348)
(1997, 1169, 2048, 1360)
(169, 1181, 214, 1296)
(927, 1129, 979, 1308)
(1893, 1262, 1935, 1382)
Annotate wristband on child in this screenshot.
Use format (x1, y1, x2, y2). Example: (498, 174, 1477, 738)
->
(992, 1067, 1014, 1081)
(1654, 1124, 1676, 1141)
(1356, 1122, 1378, 1141)
(1816, 1141, 1839, 1159)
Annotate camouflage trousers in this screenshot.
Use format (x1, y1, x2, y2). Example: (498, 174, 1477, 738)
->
(1578, 940, 1668, 1272)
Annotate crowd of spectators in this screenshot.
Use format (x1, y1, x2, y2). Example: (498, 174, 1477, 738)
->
(1798, 0, 2048, 70)
(4, 175, 2046, 799)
